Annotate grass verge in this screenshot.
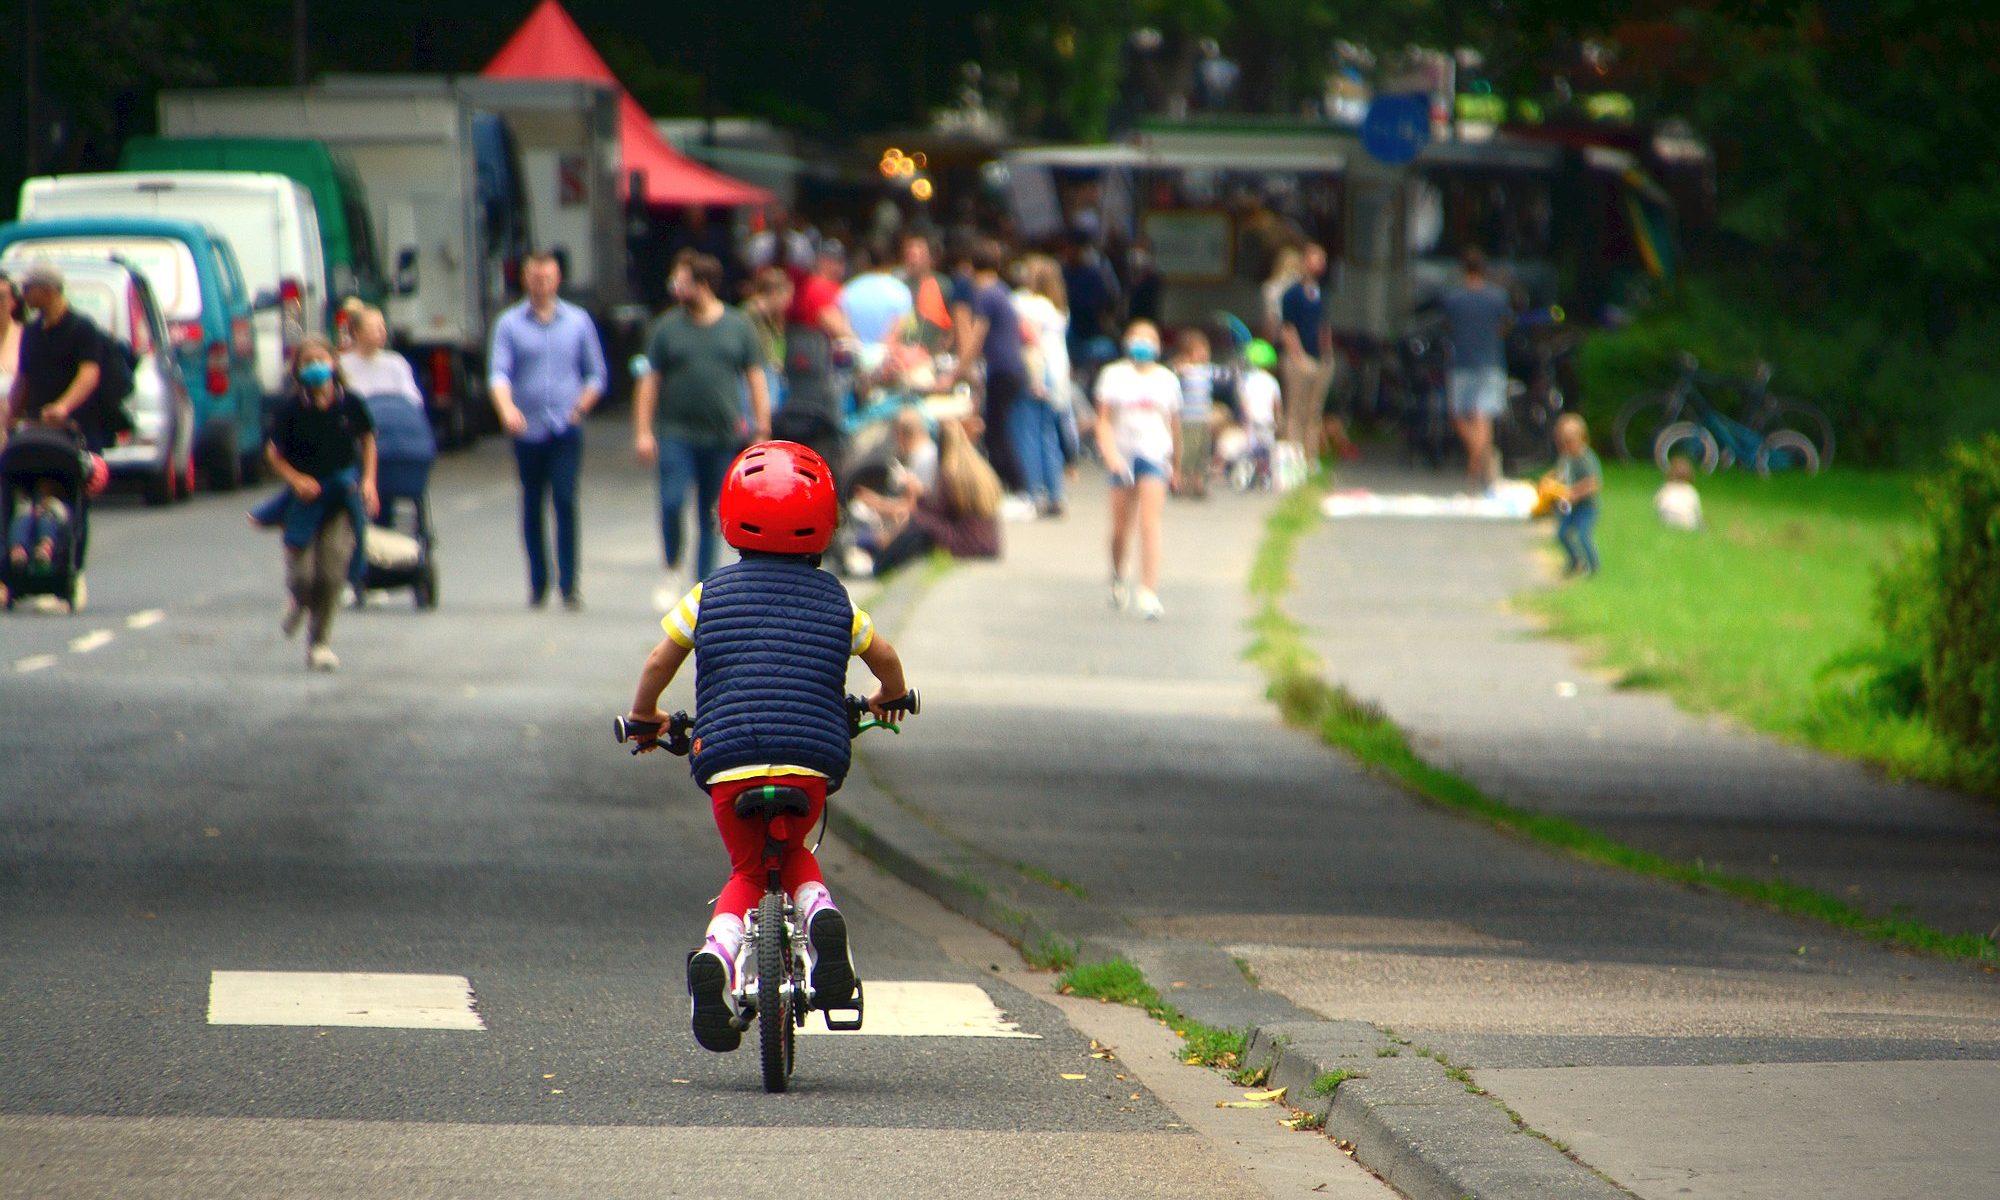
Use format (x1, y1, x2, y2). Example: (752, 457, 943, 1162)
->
(1247, 482, 1998, 963)
(1518, 464, 1984, 795)
(1057, 959, 1249, 1072)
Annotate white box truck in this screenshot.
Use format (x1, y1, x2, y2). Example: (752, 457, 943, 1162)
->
(19, 170, 329, 408)
(157, 76, 626, 446)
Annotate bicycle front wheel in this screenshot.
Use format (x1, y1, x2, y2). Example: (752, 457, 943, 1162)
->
(1614, 391, 1678, 462)
(757, 891, 793, 1093)
(1761, 398, 1835, 469)
(1654, 421, 1721, 474)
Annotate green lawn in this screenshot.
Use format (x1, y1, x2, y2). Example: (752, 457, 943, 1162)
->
(1522, 464, 1967, 789)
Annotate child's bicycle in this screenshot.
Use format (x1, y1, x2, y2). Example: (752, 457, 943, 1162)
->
(1613, 352, 1832, 476)
(613, 690, 920, 1093)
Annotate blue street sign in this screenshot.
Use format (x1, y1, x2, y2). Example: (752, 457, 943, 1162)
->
(1362, 93, 1431, 165)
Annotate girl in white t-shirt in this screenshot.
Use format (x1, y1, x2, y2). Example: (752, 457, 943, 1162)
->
(1093, 320, 1181, 620)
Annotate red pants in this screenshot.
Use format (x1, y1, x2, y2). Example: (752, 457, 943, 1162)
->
(708, 775, 829, 919)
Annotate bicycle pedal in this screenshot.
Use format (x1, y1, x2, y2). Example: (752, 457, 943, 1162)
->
(821, 981, 864, 1032)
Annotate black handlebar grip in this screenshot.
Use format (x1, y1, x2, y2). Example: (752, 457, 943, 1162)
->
(614, 716, 662, 744)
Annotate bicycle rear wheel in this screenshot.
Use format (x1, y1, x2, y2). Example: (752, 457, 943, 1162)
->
(1755, 429, 1821, 477)
(757, 891, 793, 1093)
(1760, 398, 1835, 469)
(1654, 422, 1721, 474)
(1614, 391, 1677, 462)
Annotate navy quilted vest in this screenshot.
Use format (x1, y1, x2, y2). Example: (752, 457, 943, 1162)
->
(690, 556, 855, 790)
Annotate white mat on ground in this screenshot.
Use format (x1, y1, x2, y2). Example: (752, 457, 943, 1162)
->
(1322, 480, 1537, 520)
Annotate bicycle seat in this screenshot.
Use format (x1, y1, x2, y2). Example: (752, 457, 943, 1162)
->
(733, 784, 813, 820)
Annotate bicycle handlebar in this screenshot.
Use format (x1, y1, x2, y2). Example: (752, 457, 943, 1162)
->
(614, 690, 921, 757)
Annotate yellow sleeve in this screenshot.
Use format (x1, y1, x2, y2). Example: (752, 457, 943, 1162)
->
(851, 606, 875, 656)
(661, 583, 703, 648)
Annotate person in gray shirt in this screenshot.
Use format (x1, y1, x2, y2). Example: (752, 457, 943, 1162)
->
(632, 253, 770, 601)
(1439, 247, 1513, 488)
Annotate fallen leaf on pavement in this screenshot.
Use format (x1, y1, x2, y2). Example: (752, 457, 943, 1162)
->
(1216, 1100, 1271, 1109)
(1242, 1087, 1287, 1103)
(1060, 1073, 1088, 1081)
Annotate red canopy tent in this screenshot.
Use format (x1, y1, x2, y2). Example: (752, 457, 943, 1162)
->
(482, 0, 772, 208)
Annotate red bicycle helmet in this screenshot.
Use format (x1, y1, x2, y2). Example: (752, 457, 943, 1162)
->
(719, 440, 839, 554)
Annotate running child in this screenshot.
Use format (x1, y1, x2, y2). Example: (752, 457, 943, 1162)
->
(624, 440, 914, 1052)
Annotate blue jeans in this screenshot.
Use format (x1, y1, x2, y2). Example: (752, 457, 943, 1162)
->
(658, 436, 739, 581)
(1009, 397, 1066, 506)
(513, 426, 583, 600)
(1557, 499, 1600, 574)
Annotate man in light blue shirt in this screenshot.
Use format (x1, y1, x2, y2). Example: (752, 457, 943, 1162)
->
(489, 252, 607, 608)
(838, 252, 915, 348)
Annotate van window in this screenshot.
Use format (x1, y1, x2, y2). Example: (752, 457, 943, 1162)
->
(0, 238, 202, 320)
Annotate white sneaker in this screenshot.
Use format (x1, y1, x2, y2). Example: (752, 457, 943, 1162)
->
(843, 546, 875, 577)
(307, 644, 340, 672)
(1110, 576, 1132, 611)
(1134, 587, 1164, 621)
(1001, 494, 1039, 523)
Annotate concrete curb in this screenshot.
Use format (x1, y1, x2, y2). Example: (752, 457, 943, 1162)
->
(835, 571, 1631, 1200)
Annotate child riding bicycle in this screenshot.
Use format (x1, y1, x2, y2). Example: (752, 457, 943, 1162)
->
(624, 440, 913, 1053)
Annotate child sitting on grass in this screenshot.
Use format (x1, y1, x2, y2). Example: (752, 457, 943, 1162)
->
(1546, 413, 1602, 576)
(1653, 456, 1703, 531)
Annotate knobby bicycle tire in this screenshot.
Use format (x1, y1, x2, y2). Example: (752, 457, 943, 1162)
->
(757, 891, 792, 1093)
(1759, 398, 1835, 469)
(1614, 391, 1679, 462)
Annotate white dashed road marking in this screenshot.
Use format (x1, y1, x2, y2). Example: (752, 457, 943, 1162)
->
(68, 629, 115, 654)
(207, 971, 485, 1030)
(800, 980, 1041, 1039)
(126, 609, 166, 629)
(13, 655, 59, 674)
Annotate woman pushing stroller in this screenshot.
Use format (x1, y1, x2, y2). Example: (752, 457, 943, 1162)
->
(258, 336, 378, 671)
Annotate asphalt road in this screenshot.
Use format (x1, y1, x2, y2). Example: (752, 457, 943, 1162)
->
(0, 430, 1390, 1199)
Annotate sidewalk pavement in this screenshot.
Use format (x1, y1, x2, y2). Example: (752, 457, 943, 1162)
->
(834, 465, 2000, 1200)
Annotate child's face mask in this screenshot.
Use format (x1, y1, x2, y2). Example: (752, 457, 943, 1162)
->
(299, 362, 335, 389)
(1127, 341, 1159, 364)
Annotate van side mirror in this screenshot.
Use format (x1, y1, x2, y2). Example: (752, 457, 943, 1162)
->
(394, 248, 419, 296)
(252, 289, 282, 312)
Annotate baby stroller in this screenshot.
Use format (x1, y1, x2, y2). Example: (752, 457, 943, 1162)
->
(1, 424, 92, 613)
(355, 394, 438, 609)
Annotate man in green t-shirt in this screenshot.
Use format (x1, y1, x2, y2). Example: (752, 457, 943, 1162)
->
(633, 253, 770, 594)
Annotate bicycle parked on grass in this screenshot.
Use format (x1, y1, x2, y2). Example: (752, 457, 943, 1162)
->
(1614, 352, 1833, 474)
(614, 691, 919, 1093)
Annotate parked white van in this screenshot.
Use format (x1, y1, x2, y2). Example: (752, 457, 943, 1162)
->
(20, 171, 329, 403)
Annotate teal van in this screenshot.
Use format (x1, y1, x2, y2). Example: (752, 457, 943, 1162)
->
(119, 136, 386, 325)
(0, 217, 265, 489)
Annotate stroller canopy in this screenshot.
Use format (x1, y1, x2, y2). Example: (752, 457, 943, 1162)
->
(0, 425, 88, 483)
(360, 394, 438, 466)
